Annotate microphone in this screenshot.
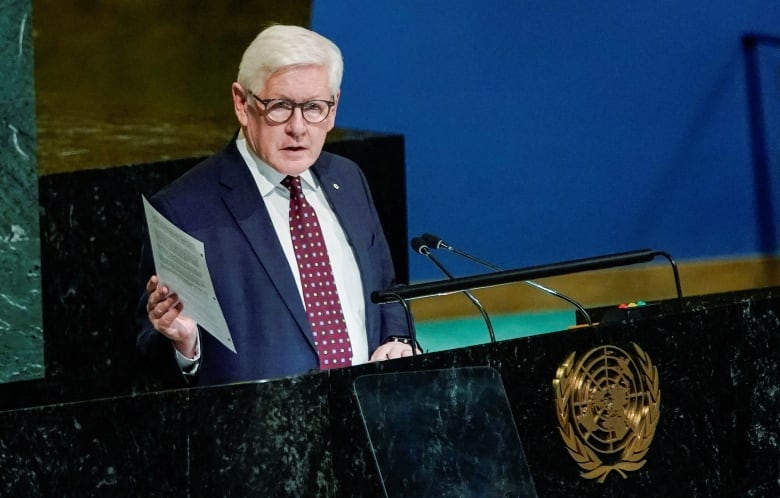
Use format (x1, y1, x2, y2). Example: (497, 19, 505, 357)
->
(411, 237, 497, 343)
(421, 233, 593, 326)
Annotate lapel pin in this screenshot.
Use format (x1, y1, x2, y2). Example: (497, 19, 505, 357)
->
(333, 183, 340, 190)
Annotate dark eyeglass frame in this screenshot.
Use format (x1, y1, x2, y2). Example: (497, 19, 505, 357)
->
(247, 91, 335, 124)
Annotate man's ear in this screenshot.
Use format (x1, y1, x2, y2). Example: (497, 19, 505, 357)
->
(332, 91, 341, 114)
(326, 91, 341, 132)
(232, 82, 249, 127)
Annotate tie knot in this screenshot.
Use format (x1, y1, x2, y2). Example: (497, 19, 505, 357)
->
(282, 175, 302, 194)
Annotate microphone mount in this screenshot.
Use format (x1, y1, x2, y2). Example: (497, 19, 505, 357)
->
(410, 237, 497, 343)
(373, 248, 684, 311)
(421, 233, 593, 326)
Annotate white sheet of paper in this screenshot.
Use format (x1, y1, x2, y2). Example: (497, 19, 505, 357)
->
(142, 196, 236, 353)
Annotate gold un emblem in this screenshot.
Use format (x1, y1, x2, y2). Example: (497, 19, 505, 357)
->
(553, 343, 661, 482)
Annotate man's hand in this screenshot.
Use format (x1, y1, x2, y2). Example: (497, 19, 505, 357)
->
(145, 275, 198, 358)
(369, 340, 420, 362)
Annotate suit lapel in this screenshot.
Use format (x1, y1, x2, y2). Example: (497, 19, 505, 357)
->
(216, 142, 316, 349)
(314, 155, 362, 251)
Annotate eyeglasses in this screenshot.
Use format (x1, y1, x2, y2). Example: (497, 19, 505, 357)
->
(247, 91, 335, 124)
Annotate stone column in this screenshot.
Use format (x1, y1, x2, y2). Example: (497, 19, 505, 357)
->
(0, 0, 43, 383)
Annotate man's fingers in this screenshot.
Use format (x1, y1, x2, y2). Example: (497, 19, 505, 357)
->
(148, 293, 184, 335)
(145, 275, 160, 293)
(371, 342, 414, 361)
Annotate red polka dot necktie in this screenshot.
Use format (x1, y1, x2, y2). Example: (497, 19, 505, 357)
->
(282, 175, 353, 369)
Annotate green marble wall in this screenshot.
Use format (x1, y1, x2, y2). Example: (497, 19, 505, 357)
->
(0, 0, 44, 383)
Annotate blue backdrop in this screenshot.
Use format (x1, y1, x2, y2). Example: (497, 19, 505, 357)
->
(312, 1, 780, 281)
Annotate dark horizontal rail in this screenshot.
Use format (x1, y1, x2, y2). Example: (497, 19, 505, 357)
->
(372, 249, 659, 303)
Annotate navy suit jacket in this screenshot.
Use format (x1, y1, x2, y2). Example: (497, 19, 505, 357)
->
(136, 138, 408, 387)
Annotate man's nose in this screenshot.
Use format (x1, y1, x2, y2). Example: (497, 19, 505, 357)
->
(286, 107, 307, 134)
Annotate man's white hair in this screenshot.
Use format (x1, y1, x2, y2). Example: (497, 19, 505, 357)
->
(237, 24, 343, 96)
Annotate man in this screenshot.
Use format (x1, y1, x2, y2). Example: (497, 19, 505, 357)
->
(136, 24, 413, 387)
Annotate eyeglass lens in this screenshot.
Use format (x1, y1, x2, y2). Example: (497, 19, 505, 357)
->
(262, 99, 332, 123)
